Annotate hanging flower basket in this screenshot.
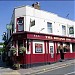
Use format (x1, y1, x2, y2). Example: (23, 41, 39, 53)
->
(57, 45, 63, 50)
(13, 63, 20, 70)
(10, 46, 17, 56)
(19, 46, 26, 54)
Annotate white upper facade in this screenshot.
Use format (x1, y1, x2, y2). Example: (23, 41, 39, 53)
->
(7, 5, 75, 39)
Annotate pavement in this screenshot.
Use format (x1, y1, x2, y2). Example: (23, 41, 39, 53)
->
(0, 59, 75, 75)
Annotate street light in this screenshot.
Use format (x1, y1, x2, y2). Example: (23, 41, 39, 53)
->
(2, 32, 6, 41)
(3, 32, 6, 35)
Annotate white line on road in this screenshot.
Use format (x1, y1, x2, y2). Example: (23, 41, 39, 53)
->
(64, 71, 75, 75)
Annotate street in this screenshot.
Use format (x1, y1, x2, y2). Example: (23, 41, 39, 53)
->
(0, 59, 75, 75)
(36, 64, 75, 75)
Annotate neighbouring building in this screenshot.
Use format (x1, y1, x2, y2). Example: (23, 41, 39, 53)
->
(5, 2, 75, 68)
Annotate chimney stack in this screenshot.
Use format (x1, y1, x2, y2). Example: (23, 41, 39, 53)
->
(32, 2, 40, 10)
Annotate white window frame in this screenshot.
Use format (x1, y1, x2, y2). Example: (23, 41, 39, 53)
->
(47, 22, 52, 33)
(62, 25, 66, 35)
(33, 40, 45, 54)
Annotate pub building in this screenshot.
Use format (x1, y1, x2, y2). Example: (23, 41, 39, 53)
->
(5, 2, 75, 68)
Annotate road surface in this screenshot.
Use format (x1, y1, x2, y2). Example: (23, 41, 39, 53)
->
(36, 64, 75, 75)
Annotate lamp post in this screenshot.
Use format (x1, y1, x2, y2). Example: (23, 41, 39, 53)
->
(2, 32, 6, 41)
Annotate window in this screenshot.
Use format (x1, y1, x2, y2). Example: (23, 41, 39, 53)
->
(30, 19, 35, 27)
(49, 42, 54, 53)
(47, 22, 52, 33)
(17, 17, 24, 31)
(64, 43, 70, 52)
(33, 41, 44, 54)
(50, 46, 53, 53)
(18, 41, 23, 48)
(69, 27, 74, 34)
(35, 43, 43, 53)
(62, 25, 66, 35)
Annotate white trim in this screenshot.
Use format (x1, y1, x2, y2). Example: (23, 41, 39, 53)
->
(33, 40, 44, 54)
(70, 43, 72, 53)
(16, 41, 18, 56)
(46, 42, 48, 54)
(26, 40, 31, 54)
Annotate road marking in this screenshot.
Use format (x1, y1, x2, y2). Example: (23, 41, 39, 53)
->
(1, 70, 20, 75)
(34, 63, 74, 74)
(64, 71, 75, 75)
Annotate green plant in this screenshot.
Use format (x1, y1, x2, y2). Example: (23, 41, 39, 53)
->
(13, 63, 20, 70)
(57, 45, 63, 50)
(19, 46, 26, 54)
(10, 46, 17, 55)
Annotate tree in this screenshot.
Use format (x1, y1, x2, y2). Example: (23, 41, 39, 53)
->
(0, 42, 4, 53)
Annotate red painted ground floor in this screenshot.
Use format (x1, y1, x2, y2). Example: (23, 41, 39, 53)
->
(5, 31, 75, 67)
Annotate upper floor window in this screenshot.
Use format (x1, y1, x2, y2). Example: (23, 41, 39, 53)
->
(69, 27, 74, 34)
(16, 17, 24, 31)
(30, 19, 35, 27)
(47, 22, 52, 33)
(67, 25, 74, 37)
(62, 25, 66, 35)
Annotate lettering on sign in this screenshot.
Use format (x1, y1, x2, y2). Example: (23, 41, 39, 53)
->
(54, 37, 65, 40)
(45, 36, 53, 39)
(34, 34, 40, 37)
(66, 38, 71, 41)
(33, 34, 73, 42)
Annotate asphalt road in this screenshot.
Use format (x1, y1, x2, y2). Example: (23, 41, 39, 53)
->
(37, 64, 75, 75)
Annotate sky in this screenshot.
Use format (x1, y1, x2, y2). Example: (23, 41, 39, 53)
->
(0, 0, 75, 42)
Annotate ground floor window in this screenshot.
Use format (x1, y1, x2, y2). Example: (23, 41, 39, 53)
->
(50, 46, 53, 53)
(49, 42, 54, 53)
(57, 42, 70, 53)
(35, 43, 43, 53)
(33, 40, 44, 54)
(64, 43, 70, 52)
(18, 40, 23, 48)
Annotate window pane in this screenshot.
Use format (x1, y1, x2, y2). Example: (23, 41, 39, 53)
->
(50, 46, 53, 53)
(35, 43, 43, 53)
(62, 25, 66, 35)
(17, 17, 24, 31)
(47, 22, 52, 33)
(69, 27, 74, 34)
